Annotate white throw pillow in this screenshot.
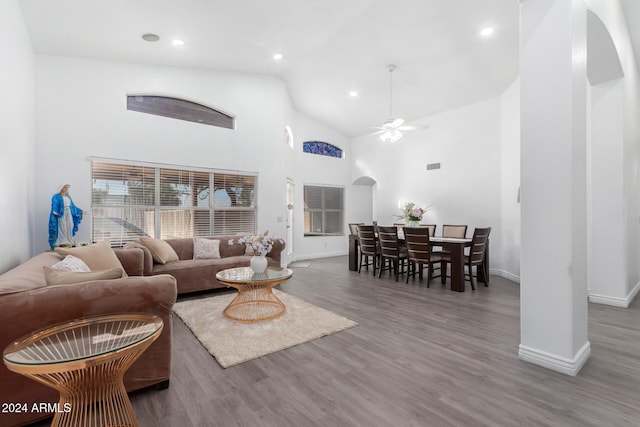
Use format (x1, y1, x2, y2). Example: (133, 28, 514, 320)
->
(193, 238, 221, 260)
(51, 255, 91, 272)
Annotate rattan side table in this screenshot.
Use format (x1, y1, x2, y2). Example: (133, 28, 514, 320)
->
(3, 313, 163, 427)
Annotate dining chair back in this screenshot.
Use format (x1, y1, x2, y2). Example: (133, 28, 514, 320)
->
(421, 224, 436, 237)
(377, 226, 408, 281)
(349, 223, 364, 235)
(442, 224, 468, 238)
(403, 227, 442, 285)
(464, 227, 492, 290)
(357, 225, 378, 275)
(393, 223, 405, 233)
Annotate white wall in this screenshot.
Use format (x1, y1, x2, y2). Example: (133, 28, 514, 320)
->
(500, 79, 521, 282)
(351, 96, 506, 273)
(33, 55, 298, 254)
(292, 111, 354, 260)
(586, 0, 640, 306)
(0, 0, 35, 272)
(589, 79, 627, 303)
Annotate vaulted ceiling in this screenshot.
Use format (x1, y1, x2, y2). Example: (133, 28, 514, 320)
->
(20, 1, 637, 137)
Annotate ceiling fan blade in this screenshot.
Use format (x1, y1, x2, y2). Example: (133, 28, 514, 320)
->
(398, 125, 430, 131)
(388, 118, 404, 128)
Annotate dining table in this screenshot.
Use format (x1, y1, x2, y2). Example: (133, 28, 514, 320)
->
(348, 233, 489, 292)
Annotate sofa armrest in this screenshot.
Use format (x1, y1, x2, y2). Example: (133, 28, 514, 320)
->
(268, 238, 286, 267)
(114, 247, 145, 276)
(0, 274, 177, 427)
(124, 241, 154, 275)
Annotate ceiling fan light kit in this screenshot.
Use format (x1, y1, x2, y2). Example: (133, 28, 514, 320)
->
(380, 128, 403, 143)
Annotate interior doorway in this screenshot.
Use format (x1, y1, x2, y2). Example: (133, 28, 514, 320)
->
(286, 179, 295, 259)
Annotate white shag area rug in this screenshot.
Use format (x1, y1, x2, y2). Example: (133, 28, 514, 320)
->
(173, 290, 358, 368)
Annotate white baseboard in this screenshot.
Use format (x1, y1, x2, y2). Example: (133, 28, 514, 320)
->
(589, 281, 640, 308)
(518, 341, 591, 376)
(490, 268, 520, 284)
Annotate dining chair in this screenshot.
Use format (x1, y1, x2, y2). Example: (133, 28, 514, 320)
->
(463, 227, 491, 290)
(349, 223, 364, 235)
(436, 224, 468, 259)
(442, 224, 468, 238)
(403, 227, 444, 286)
(440, 227, 491, 290)
(357, 225, 378, 275)
(377, 226, 408, 282)
(420, 224, 436, 237)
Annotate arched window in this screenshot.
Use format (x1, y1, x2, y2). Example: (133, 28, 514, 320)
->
(302, 141, 343, 158)
(127, 95, 234, 129)
(284, 126, 294, 148)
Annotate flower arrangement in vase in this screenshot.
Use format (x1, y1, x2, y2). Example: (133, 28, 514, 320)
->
(396, 202, 430, 227)
(239, 231, 273, 273)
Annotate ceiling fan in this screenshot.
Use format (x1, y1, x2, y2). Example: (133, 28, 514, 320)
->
(371, 64, 429, 143)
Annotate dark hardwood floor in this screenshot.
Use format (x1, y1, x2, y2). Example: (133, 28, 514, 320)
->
(31, 256, 640, 426)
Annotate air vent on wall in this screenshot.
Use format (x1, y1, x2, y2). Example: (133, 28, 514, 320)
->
(426, 163, 441, 171)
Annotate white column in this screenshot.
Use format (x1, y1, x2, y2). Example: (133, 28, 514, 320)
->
(519, 0, 590, 375)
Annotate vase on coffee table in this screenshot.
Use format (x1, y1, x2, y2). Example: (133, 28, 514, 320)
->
(250, 255, 268, 274)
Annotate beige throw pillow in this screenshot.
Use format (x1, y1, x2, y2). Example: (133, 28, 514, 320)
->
(43, 267, 124, 286)
(193, 238, 221, 260)
(55, 241, 128, 277)
(139, 237, 179, 265)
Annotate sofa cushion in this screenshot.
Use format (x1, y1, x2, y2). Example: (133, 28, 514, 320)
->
(55, 241, 128, 277)
(43, 267, 123, 286)
(152, 256, 254, 294)
(52, 255, 91, 272)
(164, 238, 194, 260)
(219, 236, 249, 258)
(0, 252, 63, 296)
(113, 247, 145, 276)
(139, 237, 179, 265)
(193, 238, 221, 260)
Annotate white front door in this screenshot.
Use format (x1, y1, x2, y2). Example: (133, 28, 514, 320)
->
(286, 179, 294, 258)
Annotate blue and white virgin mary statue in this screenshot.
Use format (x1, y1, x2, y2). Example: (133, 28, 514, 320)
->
(48, 184, 84, 249)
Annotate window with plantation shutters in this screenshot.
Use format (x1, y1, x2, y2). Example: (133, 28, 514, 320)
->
(91, 160, 256, 246)
(91, 162, 156, 246)
(303, 185, 344, 236)
(159, 168, 211, 239)
(213, 173, 256, 234)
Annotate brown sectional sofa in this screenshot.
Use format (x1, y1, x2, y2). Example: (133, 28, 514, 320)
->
(0, 248, 177, 427)
(127, 235, 285, 294)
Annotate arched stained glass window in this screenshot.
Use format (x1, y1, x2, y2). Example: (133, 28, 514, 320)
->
(302, 141, 343, 158)
(127, 95, 235, 129)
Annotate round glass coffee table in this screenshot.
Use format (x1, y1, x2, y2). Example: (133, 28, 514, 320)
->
(3, 313, 163, 427)
(216, 267, 293, 323)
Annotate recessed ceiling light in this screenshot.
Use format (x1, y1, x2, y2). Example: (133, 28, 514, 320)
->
(273, 53, 284, 60)
(172, 39, 185, 46)
(349, 91, 358, 97)
(480, 27, 494, 37)
(142, 33, 160, 42)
